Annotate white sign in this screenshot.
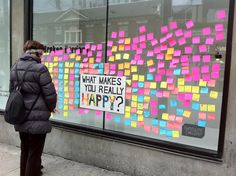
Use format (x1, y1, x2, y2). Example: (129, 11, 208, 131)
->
(80, 74, 126, 114)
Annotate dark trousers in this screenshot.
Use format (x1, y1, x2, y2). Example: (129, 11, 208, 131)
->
(19, 132, 46, 176)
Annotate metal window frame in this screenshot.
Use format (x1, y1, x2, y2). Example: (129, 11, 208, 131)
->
(23, 0, 235, 162)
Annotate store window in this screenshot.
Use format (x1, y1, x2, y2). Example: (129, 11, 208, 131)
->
(33, 0, 233, 157)
(0, 0, 10, 110)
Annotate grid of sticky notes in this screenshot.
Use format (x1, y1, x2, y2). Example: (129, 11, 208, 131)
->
(105, 10, 226, 138)
(41, 9, 226, 138)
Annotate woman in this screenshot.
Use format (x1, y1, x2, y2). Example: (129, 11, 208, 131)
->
(9, 40, 57, 176)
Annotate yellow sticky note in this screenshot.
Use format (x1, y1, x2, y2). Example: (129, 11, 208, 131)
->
(131, 121, 137, 127)
(64, 81, 68, 86)
(125, 112, 130, 118)
(132, 74, 138, 81)
(210, 91, 218, 99)
(64, 68, 69, 73)
(185, 85, 192, 92)
(144, 96, 150, 102)
(200, 104, 207, 111)
(119, 45, 125, 51)
(147, 59, 154, 66)
(69, 62, 74, 67)
(123, 53, 130, 60)
(76, 56, 81, 61)
(124, 69, 130, 76)
(63, 105, 68, 110)
(183, 110, 191, 118)
(70, 53, 75, 58)
(192, 94, 200, 101)
(137, 110, 143, 115)
(126, 80, 131, 86)
(125, 106, 131, 112)
(118, 63, 124, 70)
(64, 99, 68, 104)
(109, 56, 115, 62)
(173, 131, 180, 138)
(115, 54, 121, 60)
(125, 38, 131, 44)
(131, 66, 137, 72)
(112, 46, 117, 52)
(178, 78, 185, 86)
(178, 86, 184, 92)
(48, 68, 53, 73)
(64, 74, 69, 80)
(131, 101, 137, 107)
(64, 87, 69, 91)
(64, 93, 69, 98)
(208, 105, 216, 112)
(167, 48, 174, 54)
(44, 62, 49, 67)
(162, 113, 169, 120)
(53, 56, 58, 62)
(139, 75, 145, 82)
(160, 81, 167, 88)
(132, 95, 138, 101)
(63, 111, 68, 117)
(65, 62, 69, 67)
(89, 57, 94, 64)
(165, 54, 172, 60)
(137, 103, 144, 110)
(53, 62, 58, 67)
(49, 63, 53, 67)
(124, 62, 130, 69)
(192, 86, 200, 93)
(199, 79, 207, 86)
(150, 82, 157, 89)
(138, 115, 144, 121)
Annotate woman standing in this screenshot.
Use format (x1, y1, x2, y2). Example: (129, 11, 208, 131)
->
(9, 40, 57, 176)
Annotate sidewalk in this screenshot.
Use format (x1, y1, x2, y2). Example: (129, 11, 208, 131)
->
(0, 143, 128, 176)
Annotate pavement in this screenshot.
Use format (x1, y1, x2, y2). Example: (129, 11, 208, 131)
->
(0, 142, 128, 176)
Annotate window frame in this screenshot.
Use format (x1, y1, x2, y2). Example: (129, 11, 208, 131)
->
(26, 0, 236, 161)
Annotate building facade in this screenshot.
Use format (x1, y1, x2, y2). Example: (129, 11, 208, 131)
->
(0, 0, 236, 175)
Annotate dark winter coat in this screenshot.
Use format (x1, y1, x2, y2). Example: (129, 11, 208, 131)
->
(9, 53, 57, 134)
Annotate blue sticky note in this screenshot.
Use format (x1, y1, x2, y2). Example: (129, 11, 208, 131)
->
(160, 120, 167, 127)
(59, 87, 63, 91)
(74, 87, 80, 92)
(144, 111, 150, 118)
(114, 116, 121, 123)
(174, 68, 181, 75)
(138, 82, 144, 88)
(176, 108, 184, 116)
(75, 81, 80, 86)
(159, 104, 166, 110)
(160, 128, 166, 135)
(74, 99, 79, 105)
(58, 74, 63, 79)
(200, 87, 209, 94)
(93, 63, 98, 68)
(74, 94, 80, 99)
(99, 63, 104, 68)
(58, 92, 64, 97)
(192, 102, 200, 110)
(59, 63, 64, 67)
(132, 88, 138, 93)
(138, 96, 144, 102)
(147, 73, 154, 81)
(58, 97, 64, 103)
(98, 69, 104, 74)
(131, 114, 137, 120)
(75, 69, 79, 74)
(59, 68, 64, 73)
(198, 120, 206, 127)
(75, 74, 79, 79)
(75, 63, 80, 68)
(166, 130, 173, 137)
(58, 103, 64, 110)
(152, 119, 158, 126)
(170, 99, 177, 107)
(150, 90, 156, 96)
(125, 119, 131, 126)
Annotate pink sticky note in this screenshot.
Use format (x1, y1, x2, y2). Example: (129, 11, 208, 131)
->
(97, 51, 102, 57)
(168, 38, 176, 47)
(111, 32, 117, 38)
(163, 91, 170, 98)
(161, 25, 168, 34)
(192, 36, 200, 44)
(166, 69, 173, 76)
(144, 125, 151, 132)
(140, 42, 146, 49)
(169, 21, 178, 29)
(160, 44, 167, 51)
(167, 77, 174, 83)
(216, 10, 226, 20)
(178, 93, 185, 101)
(182, 68, 189, 75)
(66, 48, 71, 53)
(202, 74, 210, 81)
(139, 35, 146, 42)
(155, 74, 162, 81)
(117, 70, 123, 76)
(178, 37, 186, 45)
(87, 51, 92, 57)
(211, 71, 220, 79)
(97, 44, 102, 50)
(202, 27, 211, 35)
(151, 39, 158, 46)
(184, 46, 192, 54)
(192, 55, 201, 62)
(157, 53, 164, 60)
(182, 100, 190, 107)
(185, 20, 194, 29)
(166, 33, 173, 39)
(150, 100, 158, 106)
(95, 111, 102, 116)
(199, 44, 207, 52)
(175, 29, 183, 37)
(152, 126, 158, 134)
(119, 31, 125, 38)
(91, 45, 97, 51)
(158, 62, 165, 68)
(206, 37, 214, 45)
(154, 46, 160, 54)
(133, 37, 139, 44)
(107, 50, 112, 56)
(139, 25, 146, 33)
(215, 23, 224, 32)
(137, 60, 144, 65)
(212, 63, 221, 71)
(147, 50, 154, 57)
(138, 88, 144, 95)
(185, 75, 192, 82)
(118, 38, 125, 44)
(147, 33, 154, 40)
(158, 68, 166, 75)
(63, 54, 68, 60)
(173, 50, 181, 56)
(199, 112, 206, 120)
(125, 45, 131, 51)
(208, 80, 216, 87)
(151, 108, 158, 116)
(215, 32, 224, 41)
(75, 49, 81, 55)
(106, 113, 112, 120)
(184, 30, 192, 38)
(156, 91, 163, 97)
(160, 36, 167, 43)
(107, 40, 113, 47)
(203, 55, 211, 62)
(96, 57, 102, 62)
(175, 116, 183, 123)
(208, 114, 216, 120)
(201, 65, 209, 73)
(181, 55, 189, 63)
(85, 43, 90, 49)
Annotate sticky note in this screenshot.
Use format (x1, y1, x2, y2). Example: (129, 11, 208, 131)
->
(199, 112, 206, 120)
(184, 30, 192, 38)
(172, 131, 180, 138)
(162, 113, 169, 120)
(192, 94, 200, 101)
(208, 105, 216, 112)
(215, 32, 224, 41)
(167, 48, 174, 54)
(169, 21, 178, 29)
(216, 10, 226, 20)
(152, 119, 158, 126)
(198, 120, 206, 127)
(215, 23, 224, 32)
(208, 114, 216, 120)
(210, 91, 218, 99)
(186, 20, 194, 29)
(111, 32, 117, 38)
(160, 120, 167, 127)
(160, 81, 167, 88)
(131, 121, 137, 128)
(192, 102, 200, 110)
(161, 25, 168, 33)
(170, 99, 177, 107)
(192, 36, 200, 44)
(200, 104, 207, 111)
(202, 27, 211, 35)
(178, 78, 185, 86)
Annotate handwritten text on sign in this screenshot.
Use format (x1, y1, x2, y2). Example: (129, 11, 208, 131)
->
(80, 74, 126, 114)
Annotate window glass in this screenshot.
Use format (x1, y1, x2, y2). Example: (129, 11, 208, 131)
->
(105, 0, 230, 151)
(33, 0, 107, 128)
(0, 0, 10, 110)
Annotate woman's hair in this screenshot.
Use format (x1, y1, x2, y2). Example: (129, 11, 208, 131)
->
(23, 40, 46, 52)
